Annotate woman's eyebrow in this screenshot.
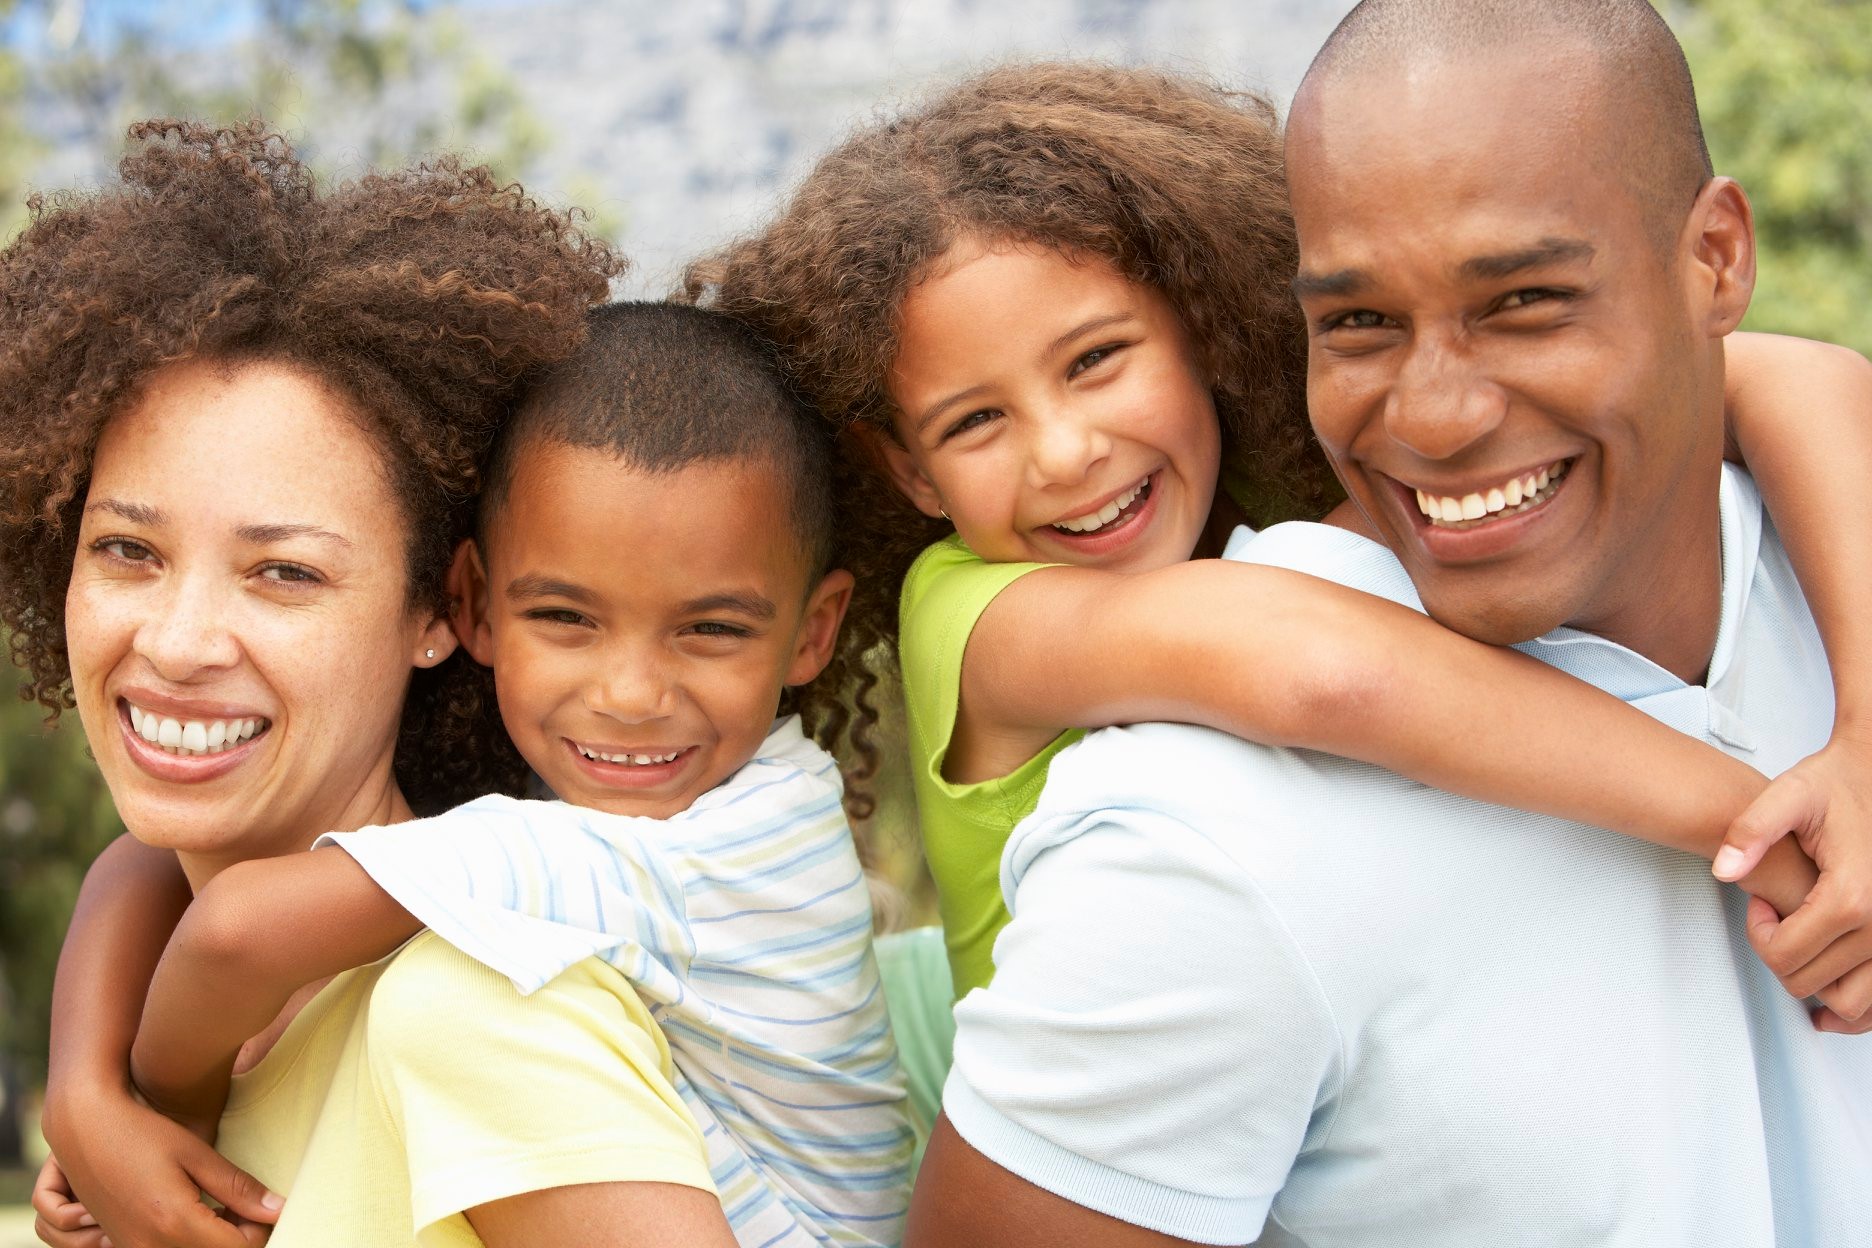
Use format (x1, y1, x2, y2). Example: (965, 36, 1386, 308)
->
(84, 497, 164, 525)
(236, 522, 354, 549)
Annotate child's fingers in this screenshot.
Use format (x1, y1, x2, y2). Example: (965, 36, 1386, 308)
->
(183, 1146, 285, 1229)
(1813, 958, 1872, 1031)
(31, 1214, 106, 1248)
(1747, 873, 1872, 984)
(1717, 773, 1814, 882)
(30, 1157, 97, 1233)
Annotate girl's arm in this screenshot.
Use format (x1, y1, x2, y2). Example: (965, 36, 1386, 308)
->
(38, 835, 284, 1248)
(959, 556, 1861, 1011)
(1714, 332, 1872, 1028)
(130, 848, 422, 1136)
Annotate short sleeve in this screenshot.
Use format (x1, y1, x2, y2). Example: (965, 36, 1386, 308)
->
(942, 810, 1342, 1246)
(362, 933, 714, 1242)
(899, 536, 1084, 996)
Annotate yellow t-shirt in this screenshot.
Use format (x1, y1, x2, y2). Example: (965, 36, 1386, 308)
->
(899, 536, 1083, 999)
(216, 931, 714, 1247)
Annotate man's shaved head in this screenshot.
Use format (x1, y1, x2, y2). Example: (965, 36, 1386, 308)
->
(1298, 0, 1712, 244)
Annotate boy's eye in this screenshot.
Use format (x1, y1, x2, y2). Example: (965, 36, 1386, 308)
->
(1068, 342, 1127, 377)
(941, 409, 1000, 442)
(687, 621, 752, 639)
(259, 561, 322, 586)
(528, 607, 593, 628)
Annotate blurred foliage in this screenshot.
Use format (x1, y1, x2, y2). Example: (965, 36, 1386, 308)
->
(1675, 0, 1872, 355)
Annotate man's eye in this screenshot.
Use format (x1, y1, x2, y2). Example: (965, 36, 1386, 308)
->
(1499, 287, 1568, 311)
(689, 621, 751, 639)
(1325, 309, 1389, 331)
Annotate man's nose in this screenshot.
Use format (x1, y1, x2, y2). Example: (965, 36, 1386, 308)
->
(1382, 336, 1508, 461)
(1024, 402, 1113, 490)
(135, 573, 241, 680)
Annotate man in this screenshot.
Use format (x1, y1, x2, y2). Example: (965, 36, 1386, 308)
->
(905, 2, 1872, 1244)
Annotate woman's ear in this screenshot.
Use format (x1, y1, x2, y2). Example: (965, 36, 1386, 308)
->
(446, 538, 497, 666)
(849, 425, 946, 520)
(412, 612, 459, 668)
(785, 568, 856, 687)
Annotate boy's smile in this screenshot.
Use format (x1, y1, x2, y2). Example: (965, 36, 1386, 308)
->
(454, 442, 850, 820)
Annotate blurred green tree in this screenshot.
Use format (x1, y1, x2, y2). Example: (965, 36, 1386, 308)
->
(1675, 0, 1872, 355)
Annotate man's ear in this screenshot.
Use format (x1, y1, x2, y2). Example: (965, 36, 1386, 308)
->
(1684, 176, 1757, 338)
(849, 425, 946, 520)
(784, 568, 856, 687)
(446, 538, 497, 666)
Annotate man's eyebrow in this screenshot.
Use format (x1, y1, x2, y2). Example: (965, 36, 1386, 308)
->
(679, 591, 777, 621)
(84, 498, 166, 526)
(507, 574, 599, 605)
(1291, 267, 1370, 301)
(236, 523, 354, 549)
(1457, 238, 1595, 283)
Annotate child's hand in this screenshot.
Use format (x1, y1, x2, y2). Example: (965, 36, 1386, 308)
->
(33, 1092, 281, 1248)
(1716, 737, 1872, 1031)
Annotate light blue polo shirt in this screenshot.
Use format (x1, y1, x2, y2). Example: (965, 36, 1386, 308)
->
(944, 465, 1872, 1246)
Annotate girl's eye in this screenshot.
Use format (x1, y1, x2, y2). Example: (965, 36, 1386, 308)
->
(93, 537, 156, 564)
(259, 562, 322, 586)
(528, 608, 592, 628)
(1069, 343, 1125, 377)
(941, 409, 1000, 442)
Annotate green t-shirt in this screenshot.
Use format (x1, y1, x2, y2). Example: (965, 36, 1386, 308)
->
(899, 535, 1083, 999)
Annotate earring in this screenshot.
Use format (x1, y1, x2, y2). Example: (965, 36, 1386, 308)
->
(939, 508, 950, 521)
(424, 648, 436, 660)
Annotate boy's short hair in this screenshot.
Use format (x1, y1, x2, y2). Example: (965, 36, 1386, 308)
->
(483, 301, 837, 580)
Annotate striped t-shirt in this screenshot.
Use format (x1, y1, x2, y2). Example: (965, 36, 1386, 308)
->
(320, 716, 913, 1248)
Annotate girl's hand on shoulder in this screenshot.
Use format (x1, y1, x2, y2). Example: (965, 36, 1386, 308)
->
(34, 1088, 281, 1248)
(1718, 734, 1872, 1032)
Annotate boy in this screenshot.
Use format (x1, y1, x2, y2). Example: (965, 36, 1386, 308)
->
(128, 303, 913, 1248)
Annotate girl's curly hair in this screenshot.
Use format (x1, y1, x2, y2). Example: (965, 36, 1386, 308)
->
(0, 119, 622, 815)
(686, 62, 1338, 808)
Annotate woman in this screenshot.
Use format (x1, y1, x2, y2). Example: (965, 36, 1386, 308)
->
(7, 121, 734, 1247)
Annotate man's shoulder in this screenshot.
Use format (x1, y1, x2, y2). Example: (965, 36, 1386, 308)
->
(1225, 519, 1424, 609)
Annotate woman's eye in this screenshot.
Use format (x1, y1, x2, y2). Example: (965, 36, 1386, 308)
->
(259, 562, 322, 585)
(93, 537, 156, 564)
(942, 409, 1000, 442)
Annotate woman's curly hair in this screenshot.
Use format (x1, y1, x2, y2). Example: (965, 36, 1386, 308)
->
(686, 62, 1338, 807)
(0, 119, 621, 815)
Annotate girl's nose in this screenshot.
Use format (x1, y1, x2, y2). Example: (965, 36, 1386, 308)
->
(1025, 403, 1114, 489)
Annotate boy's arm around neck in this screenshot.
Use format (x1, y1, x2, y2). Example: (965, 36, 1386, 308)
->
(131, 846, 423, 1136)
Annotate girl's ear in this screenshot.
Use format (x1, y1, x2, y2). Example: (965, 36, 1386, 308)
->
(849, 425, 946, 520)
(785, 568, 856, 687)
(446, 538, 497, 666)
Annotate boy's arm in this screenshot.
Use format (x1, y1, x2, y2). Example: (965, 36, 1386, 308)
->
(964, 559, 1853, 1006)
(1716, 332, 1872, 1028)
(40, 835, 285, 1248)
(130, 847, 423, 1136)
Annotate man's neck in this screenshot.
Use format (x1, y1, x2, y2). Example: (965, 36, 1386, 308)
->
(1572, 501, 1726, 687)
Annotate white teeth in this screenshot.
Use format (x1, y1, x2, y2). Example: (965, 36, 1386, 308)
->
(1412, 460, 1572, 528)
(578, 745, 682, 766)
(125, 703, 267, 756)
(1053, 477, 1149, 534)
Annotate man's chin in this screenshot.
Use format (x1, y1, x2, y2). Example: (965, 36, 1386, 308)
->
(1416, 590, 1572, 649)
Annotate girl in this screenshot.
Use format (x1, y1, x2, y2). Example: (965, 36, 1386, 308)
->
(691, 62, 1872, 1017)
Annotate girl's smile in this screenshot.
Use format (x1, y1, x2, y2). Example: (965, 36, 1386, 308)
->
(877, 237, 1222, 575)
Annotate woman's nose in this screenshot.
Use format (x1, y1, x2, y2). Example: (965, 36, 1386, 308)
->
(135, 573, 241, 680)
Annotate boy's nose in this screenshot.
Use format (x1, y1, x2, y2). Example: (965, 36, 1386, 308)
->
(586, 656, 679, 723)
